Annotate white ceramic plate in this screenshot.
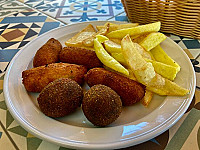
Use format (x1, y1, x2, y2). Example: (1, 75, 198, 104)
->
(4, 21, 196, 150)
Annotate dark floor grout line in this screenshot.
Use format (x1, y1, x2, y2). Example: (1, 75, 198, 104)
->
(16, 0, 68, 25)
(195, 53, 200, 60)
(191, 53, 200, 64)
(0, 120, 19, 150)
(106, 11, 126, 21)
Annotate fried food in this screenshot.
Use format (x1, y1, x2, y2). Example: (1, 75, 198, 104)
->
(22, 63, 87, 92)
(33, 38, 62, 67)
(150, 45, 180, 72)
(65, 24, 96, 47)
(121, 34, 189, 96)
(82, 84, 122, 126)
(37, 78, 83, 118)
(85, 68, 145, 106)
(107, 22, 161, 39)
(59, 46, 102, 69)
(82, 23, 109, 47)
(139, 32, 166, 51)
(94, 36, 129, 76)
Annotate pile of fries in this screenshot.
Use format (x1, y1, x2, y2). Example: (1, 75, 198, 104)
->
(65, 22, 189, 107)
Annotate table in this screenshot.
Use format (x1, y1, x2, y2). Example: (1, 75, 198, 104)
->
(0, 0, 200, 149)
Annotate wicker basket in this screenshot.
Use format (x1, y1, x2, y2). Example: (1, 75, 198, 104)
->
(121, 0, 200, 39)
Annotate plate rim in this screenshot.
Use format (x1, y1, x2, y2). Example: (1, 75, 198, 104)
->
(3, 21, 196, 149)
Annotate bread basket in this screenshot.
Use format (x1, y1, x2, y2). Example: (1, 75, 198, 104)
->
(121, 0, 200, 39)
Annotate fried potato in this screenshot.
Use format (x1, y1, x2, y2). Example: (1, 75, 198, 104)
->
(82, 23, 109, 47)
(111, 53, 126, 66)
(104, 40, 122, 53)
(104, 39, 153, 60)
(107, 22, 161, 39)
(85, 68, 145, 106)
(65, 24, 96, 47)
(110, 38, 121, 45)
(59, 46, 102, 69)
(144, 58, 178, 81)
(139, 32, 166, 51)
(33, 38, 62, 67)
(121, 34, 189, 96)
(150, 45, 181, 72)
(132, 33, 149, 43)
(141, 90, 154, 107)
(96, 22, 139, 32)
(94, 36, 129, 76)
(22, 63, 87, 92)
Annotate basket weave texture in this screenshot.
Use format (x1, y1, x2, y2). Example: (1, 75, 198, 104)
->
(121, 0, 200, 39)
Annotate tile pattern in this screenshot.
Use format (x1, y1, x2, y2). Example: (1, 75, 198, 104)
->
(34, 0, 125, 24)
(18, 0, 57, 7)
(0, 8, 63, 73)
(0, 0, 199, 149)
(0, 0, 28, 18)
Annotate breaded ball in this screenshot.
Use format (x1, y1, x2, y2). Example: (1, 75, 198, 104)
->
(37, 78, 83, 118)
(82, 84, 122, 127)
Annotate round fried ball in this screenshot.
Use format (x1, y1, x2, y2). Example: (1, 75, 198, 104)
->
(82, 84, 122, 127)
(37, 78, 83, 118)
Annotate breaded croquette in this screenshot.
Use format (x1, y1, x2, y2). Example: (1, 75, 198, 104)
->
(38, 78, 83, 118)
(59, 46, 102, 69)
(22, 63, 87, 92)
(33, 38, 62, 67)
(85, 68, 145, 106)
(82, 84, 122, 126)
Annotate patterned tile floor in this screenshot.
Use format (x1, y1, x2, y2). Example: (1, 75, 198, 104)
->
(0, 0, 200, 150)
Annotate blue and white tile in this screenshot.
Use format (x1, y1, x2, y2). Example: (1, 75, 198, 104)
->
(0, 8, 63, 73)
(18, 0, 57, 7)
(107, 11, 128, 22)
(34, 0, 125, 24)
(0, 0, 28, 18)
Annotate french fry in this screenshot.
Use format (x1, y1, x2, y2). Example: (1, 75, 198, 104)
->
(111, 52, 127, 66)
(150, 45, 180, 72)
(110, 38, 121, 45)
(145, 58, 178, 81)
(132, 33, 149, 43)
(94, 35, 129, 76)
(141, 90, 154, 107)
(96, 23, 139, 32)
(121, 34, 189, 96)
(139, 32, 166, 51)
(82, 23, 109, 47)
(104, 40, 122, 53)
(65, 24, 96, 47)
(107, 22, 161, 39)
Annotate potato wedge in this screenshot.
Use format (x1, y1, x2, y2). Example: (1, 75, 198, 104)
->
(110, 38, 121, 45)
(94, 36, 129, 76)
(104, 40, 122, 53)
(65, 24, 96, 47)
(139, 32, 166, 51)
(150, 45, 180, 72)
(141, 90, 154, 107)
(107, 22, 161, 39)
(82, 23, 109, 47)
(145, 58, 178, 81)
(132, 33, 149, 43)
(96, 23, 139, 32)
(111, 52, 126, 66)
(110, 52, 177, 80)
(121, 34, 189, 96)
